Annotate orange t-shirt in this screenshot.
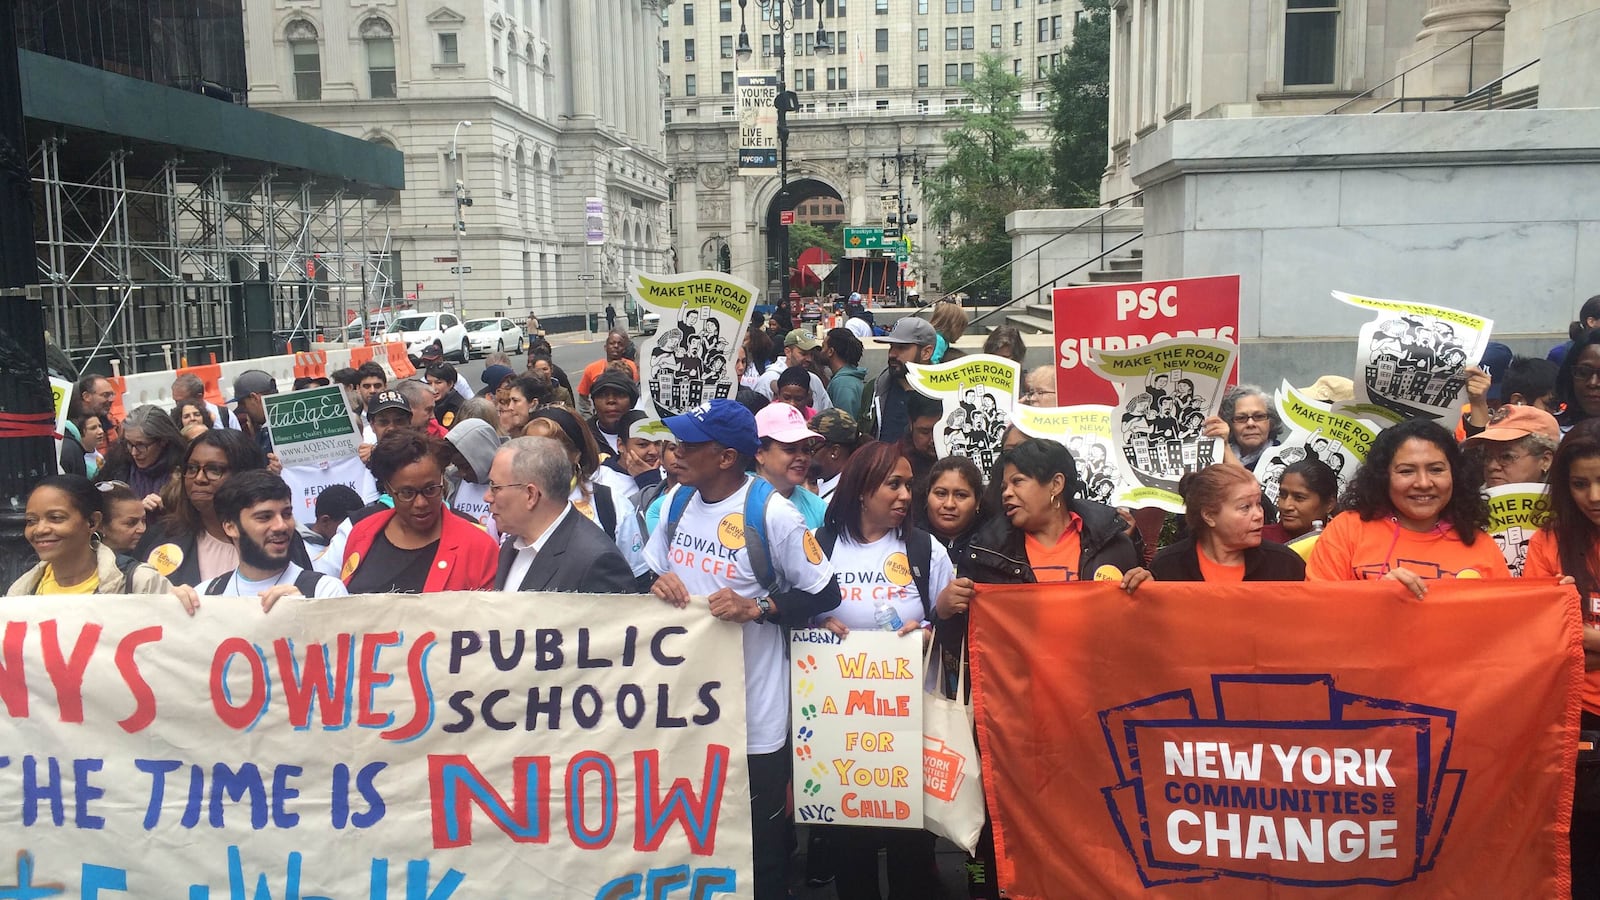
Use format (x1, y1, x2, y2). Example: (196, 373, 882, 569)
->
(1305, 511, 1512, 582)
(577, 358, 639, 397)
(1522, 529, 1600, 716)
(1196, 549, 1246, 582)
(1025, 514, 1082, 583)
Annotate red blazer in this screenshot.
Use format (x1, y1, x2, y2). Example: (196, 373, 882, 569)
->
(342, 507, 498, 592)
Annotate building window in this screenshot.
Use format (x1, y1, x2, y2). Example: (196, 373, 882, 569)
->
(876, 28, 889, 51)
(945, 27, 958, 50)
(961, 25, 974, 48)
(664, 109, 672, 123)
(1014, 21, 1022, 43)
(286, 21, 321, 100)
(762, 34, 772, 57)
(991, 24, 1002, 47)
(946, 0, 958, 10)
(683, 2, 695, 25)
(917, 63, 929, 86)
(1052, 14, 1062, 38)
(877, 0, 889, 12)
(721, 70, 734, 92)
(685, 73, 697, 95)
(685, 38, 696, 60)
(918, 28, 929, 50)
(918, 0, 928, 11)
(876, 64, 890, 86)
(877, 98, 890, 109)
(719, 0, 733, 21)
(945, 62, 959, 85)
(1284, 0, 1339, 85)
(992, 0, 1003, 7)
(1038, 54, 1048, 76)
(1038, 17, 1049, 40)
(917, 98, 929, 112)
(662, 39, 670, 62)
(961, 61, 974, 80)
(361, 19, 397, 98)
(721, 35, 733, 57)
(1013, 57, 1021, 75)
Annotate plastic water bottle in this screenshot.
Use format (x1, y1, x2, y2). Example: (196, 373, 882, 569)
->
(873, 600, 904, 631)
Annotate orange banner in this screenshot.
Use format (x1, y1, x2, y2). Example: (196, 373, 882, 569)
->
(969, 580, 1584, 898)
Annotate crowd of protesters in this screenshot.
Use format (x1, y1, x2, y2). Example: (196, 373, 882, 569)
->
(22, 295, 1600, 899)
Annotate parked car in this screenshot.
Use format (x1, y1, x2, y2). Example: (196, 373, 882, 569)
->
(640, 311, 661, 335)
(464, 317, 526, 357)
(383, 312, 469, 363)
(800, 302, 824, 323)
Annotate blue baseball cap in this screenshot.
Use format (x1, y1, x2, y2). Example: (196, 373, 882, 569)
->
(663, 398, 760, 457)
(1479, 341, 1514, 402)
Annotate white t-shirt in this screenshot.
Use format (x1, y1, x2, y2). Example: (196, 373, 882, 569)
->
(845, 317, 872, 339)
(450, 480, 500, 543)
(817, 473, 841, 502)
(644, 478, 834, 754)
(754, 360, 834, 412)
(827, 531, 954, 632)
(592, 464, 638, 505)
(209, 563, 348, 599)
(572, 482, 649, 577)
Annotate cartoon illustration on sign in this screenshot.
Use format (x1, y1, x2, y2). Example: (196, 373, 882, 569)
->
(1338, 291, 1492, 422)
(906, 355, 1021, 481)
(631, 271, 759, 419)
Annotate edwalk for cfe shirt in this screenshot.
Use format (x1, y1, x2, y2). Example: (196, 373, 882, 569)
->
(644, 477, 834, 755)
(827, 531, 954, 631)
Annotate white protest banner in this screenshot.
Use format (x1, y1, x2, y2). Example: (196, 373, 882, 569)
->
(1338, 290, 1493, 423)
(632, 271, 759, 419)
(1486, 482, 1548, 576)
(791, 628, 924, 830)
(1011, 404, 1133, 507)
(1253, 380, 1381, 504)
(0, 592, 751, 897)
(264, 384, 362, 469)
(1089, 337, 1236, 512)
(736, 74, 779, 175)
(906, 354, 1021, 481)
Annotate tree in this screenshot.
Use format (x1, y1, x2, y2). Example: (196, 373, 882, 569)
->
(922, 54, 1054, 298)
(1048, 0, 1111, 207)
(786, 221, 842, 269)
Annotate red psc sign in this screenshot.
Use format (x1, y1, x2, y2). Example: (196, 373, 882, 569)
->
(1053, 274, 1241, 405)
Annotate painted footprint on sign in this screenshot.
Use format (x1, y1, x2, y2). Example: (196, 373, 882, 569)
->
(795, 726, 815, 759)
(803, 779, 823, 797)
(796, 678, 816, 697)
(810, 762, 828, 780)
(798, 655, 818, 673)
(800, 704, 818, 720)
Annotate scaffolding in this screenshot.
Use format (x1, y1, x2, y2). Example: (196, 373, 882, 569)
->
(32, 136, 399, 374)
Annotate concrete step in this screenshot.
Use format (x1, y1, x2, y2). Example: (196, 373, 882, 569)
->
(1004, 312, 1056, 334)
(1085, 268, 1145, 283)
(1027, 303, 1055, 320)
(1107, 256, 1143, 271)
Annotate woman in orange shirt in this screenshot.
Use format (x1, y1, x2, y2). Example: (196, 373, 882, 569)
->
(1307, 418, 1509, 594)
(1140, 464, 1306, 582)
(1520, 420, 1600, 895)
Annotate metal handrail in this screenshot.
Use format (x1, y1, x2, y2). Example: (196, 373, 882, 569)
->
(1367, 56, 1540, 113)
(970, 232, 1144, 327)
(1325, 23, 1504, 115)
(935, 186, 1144, 310)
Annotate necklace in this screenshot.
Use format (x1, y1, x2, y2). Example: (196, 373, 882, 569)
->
(231, 566, 290, 596)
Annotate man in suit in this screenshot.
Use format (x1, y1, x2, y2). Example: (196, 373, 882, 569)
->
(489, 436, 637, 592)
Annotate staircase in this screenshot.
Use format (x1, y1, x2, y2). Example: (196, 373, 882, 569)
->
(1001, 250, 1144, 335)
(1447, 83, 1539, 111)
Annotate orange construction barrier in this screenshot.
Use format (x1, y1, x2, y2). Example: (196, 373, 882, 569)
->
(175, 363, 226, 409)
(293, 350, 329, 382)
(386, 341, 416, 379)
(349, 345, 375, 368)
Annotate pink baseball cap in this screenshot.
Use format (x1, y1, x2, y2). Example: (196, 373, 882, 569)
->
(755, 403, 823, 444)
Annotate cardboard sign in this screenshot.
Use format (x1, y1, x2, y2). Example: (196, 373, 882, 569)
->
(906, 354, 1021, 481)
(0, 592, 752, 897)
(1089, 337, 1237, 512)
(1339, 291, 1493, 423)
(1011, 404, 1135, 506)
(1054, 275, 1240, 406)
(791, 628, 925, 830)
(263, 385, 362, 468)
(631, 271, 759, 419)
(969, 581, 1581, 899)
(1485, 482, 1548, 577)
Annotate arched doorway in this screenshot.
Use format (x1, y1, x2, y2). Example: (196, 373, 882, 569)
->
(765, 177, 842, 303)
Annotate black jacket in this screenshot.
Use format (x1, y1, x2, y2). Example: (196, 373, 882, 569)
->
(59, 432, 87, 477)
(493, 507, 638, 593)
(959, 498, 1141, 584)
(137, 518, 313, 589)
(1149, 536, 1306, 582)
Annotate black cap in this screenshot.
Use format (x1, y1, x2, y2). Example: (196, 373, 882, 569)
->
(367, 389, 410, 416)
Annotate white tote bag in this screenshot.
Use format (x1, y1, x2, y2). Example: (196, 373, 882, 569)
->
(922, 639, 986, 855)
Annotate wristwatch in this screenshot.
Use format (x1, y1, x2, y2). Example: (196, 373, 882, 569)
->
(754, 596, 774, 624)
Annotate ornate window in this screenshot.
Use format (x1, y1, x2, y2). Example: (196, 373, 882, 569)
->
(360, 18, 397, 98)
(286, 20, 321, 100)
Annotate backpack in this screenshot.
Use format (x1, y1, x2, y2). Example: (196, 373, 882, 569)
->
(663, 477, 781, 594)
(593, 485, 618, 540)
(204, 568, 329, 597)
(815, 525, 936, 621)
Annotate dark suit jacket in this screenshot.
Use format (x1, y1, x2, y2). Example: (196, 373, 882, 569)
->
(494, 507, 638, 593)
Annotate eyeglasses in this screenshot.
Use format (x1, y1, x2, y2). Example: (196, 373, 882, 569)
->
(485, 481, 529, 496)
(182, 464, 229, 480)
(1022, 387, 1057, 399)
(389, 482, 446, 503)
(1576, 366, 1600, 384)
(125, 438, 156, 452)
(1485, 449, 1529, 468)
(665, 440, 714, 455)
(1232, 413, 1271, 425)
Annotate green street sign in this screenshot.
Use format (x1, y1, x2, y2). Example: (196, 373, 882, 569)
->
(843, 227, 884, 250)
(895, 246, 909, 263)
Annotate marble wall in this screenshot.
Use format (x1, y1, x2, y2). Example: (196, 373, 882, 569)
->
(1130, 108, 1600, 386)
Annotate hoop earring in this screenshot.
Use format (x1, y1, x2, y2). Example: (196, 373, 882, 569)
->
(90, 532, 103, 550)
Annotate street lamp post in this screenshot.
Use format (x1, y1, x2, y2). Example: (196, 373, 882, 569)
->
(450, 120, 473, 315)
(878, 143, 924, 304)
(736, 1, 831, 310)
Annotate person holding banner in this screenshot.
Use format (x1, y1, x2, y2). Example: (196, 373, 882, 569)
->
(645, 398, 841, 900)
(524, 407, 651, 587)
(1307, 418, 1508, 593)
(959, 438, 1141, 586)
(1521, 420, 1600, 894)
(489, 436, 638, 593)
(10, 475, 173, 595)
(1137, 464, 1306, 583)
(341, 430, 498, 593)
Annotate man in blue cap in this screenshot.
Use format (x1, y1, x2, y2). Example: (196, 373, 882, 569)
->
(645, 398, 840, 900)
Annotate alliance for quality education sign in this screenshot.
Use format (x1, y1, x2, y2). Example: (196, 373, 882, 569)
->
(263, 385, 362, 468)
